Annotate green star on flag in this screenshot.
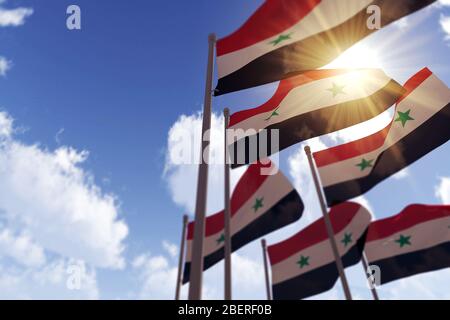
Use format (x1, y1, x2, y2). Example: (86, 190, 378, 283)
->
(216, 233, 225, 245)
(297, 255, 310, 268)
(341, 232, 352, 247)
(395, 109, 414, 127)
(356, 158, 374, 171)
(265, 107, 280, 121)
(395, 234, 411, 248)
(327, 82, 346, 98)
(252, 197, 264, 212)
(269, 33, 292, 46)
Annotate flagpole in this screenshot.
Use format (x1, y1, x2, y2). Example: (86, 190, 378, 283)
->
(188, 33, 216, 300)
(304, 145, 353, 300)
(361, 252, 380, 300)
(223, 107, 232, 300)
(261, 239, 272, 300)
(175, 214, 189, 300)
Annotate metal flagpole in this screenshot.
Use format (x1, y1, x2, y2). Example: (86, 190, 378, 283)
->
(261, 239, 272, 300)
(175, 214, 189, 300)
(223, 108, 232, 300)
(361, 252, 380, 300)
(304, 145, 353, 300)
(188, 33, 216, 300)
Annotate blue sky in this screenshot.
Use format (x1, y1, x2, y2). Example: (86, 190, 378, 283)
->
(1, 0, 450, 299)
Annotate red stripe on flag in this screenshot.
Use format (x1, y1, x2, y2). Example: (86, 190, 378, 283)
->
(187, 161, 272, 239)
(186, 210, 224, 240)
(229, 69, 353, 127)
(366, 204, 450, 242)
(313, 68, 433, 167)
(267, 202, 361, 265)
(216, 0, 321, 56)
(397, 67, 432, 104)
(313, 126, 388, 167)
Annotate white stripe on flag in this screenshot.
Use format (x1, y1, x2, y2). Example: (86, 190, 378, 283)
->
(366, 216, 450, 263)
(318, 73, 450, 187)
(229, 69, 392, 135)
(218, 0, 371, 78)
(185, 171, 294, 262)
(271, 206, 370, 285)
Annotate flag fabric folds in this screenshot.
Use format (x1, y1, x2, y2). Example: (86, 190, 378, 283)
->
(313, 68, 450, 206)
(183, 161, 303, 284)
(267, 202, 371, 300)
(215, 0, 436, 95)
(228, 69, 404, 168)
(365, 204, 450, 285)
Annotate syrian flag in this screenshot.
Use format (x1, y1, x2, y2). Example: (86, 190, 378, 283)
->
(313, 68, 450, 207)
(182, 161, 303, 284)
(365, 204, 450, 285)
(267, 202, 371, 300)
(215, 0, 436, 95)
(228, 69, 404, 168)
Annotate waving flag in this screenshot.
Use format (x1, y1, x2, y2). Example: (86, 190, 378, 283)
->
(267, 202, 371, 300)
(228, 69, 404, 168)
(365, 204, 450, 285)
(183, 161, 303, 284)
(215, 0, 436, 95)
(314, 68, 450, 206)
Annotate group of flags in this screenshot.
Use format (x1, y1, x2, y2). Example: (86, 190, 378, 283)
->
(183, 161, 304, 284)
(228, 68, 404, 167)
(269, 203, 450, 299)
(315, 68, 450, 206)
(181, 0, 450, 300)
(215, 0, 435, 95)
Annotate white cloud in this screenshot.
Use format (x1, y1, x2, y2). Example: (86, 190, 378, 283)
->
(0, 259, 99, 299)
(378, 269, 450, 299)
(0, 5, 33, 27)
(231, 253, 265, 298)
(438, 0, 450, 7)
(55, 128, 65, 145)
(0, 56, 11, 76)
(132, 239, 220, 300)
(162, 240, 178, 258)
(0, 111, 128, 269)
(439, 14, 450, 40)
(391, 168, 410, 180)
(435, 177, 450, 203)
(0, 111, 13, 137)
(0, 229, 46, 267)
(164, 111, 246, 215)
(132, 245, 265, 300)
(132, 252, 180, 300)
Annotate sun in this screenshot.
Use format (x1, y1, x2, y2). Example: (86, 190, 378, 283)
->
(323, 43, 383, 69)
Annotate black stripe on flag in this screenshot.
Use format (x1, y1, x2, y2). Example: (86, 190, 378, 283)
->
(215, 0, 435, 96)
(272, 229, 367, 300)
(229, 80, 403, 168)
(183, 190, 304, 284)
(371, 241, 450, 285)
(323, 102, 450, 206)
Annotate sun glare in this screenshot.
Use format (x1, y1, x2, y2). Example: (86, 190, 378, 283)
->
(323, 43, 383, 69)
